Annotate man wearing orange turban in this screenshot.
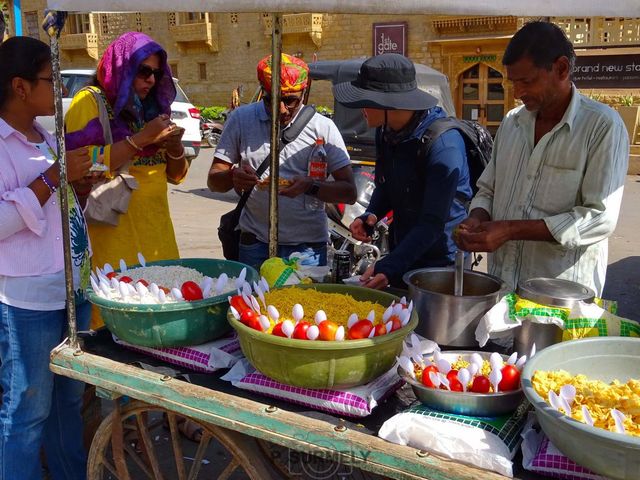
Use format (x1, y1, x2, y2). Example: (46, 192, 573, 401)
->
(208, 53, 357, 270)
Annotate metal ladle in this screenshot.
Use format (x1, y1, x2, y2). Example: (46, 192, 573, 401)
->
(454, 250, 464, 296)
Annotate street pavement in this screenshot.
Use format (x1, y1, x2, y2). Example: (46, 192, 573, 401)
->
(171, 147, 640, 321)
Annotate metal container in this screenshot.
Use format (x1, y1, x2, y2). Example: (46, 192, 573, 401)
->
(403, 268, 505, 347)
(399, 351, 524, 416)
(514, 277, 595, 354)
(522, 337, 640, 480)
(331, 249, 351, 283)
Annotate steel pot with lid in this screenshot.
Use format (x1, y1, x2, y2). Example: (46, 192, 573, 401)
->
(403, 268, 507, 347)
(514, 277, 595, 354)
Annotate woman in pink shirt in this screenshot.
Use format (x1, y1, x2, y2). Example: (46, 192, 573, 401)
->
(0, 36, 94, 480)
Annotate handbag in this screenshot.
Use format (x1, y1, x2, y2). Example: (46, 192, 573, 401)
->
(82, 87, 139, 226)
(218, 105, 316, 260)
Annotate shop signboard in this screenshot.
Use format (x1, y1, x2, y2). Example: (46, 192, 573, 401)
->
(573, 54, 640, 88)
(373, 22, 407, 56)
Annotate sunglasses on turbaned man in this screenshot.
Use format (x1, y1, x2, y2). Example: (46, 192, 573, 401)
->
(263, 93, 302, 109)
(136, 64, 164, 81)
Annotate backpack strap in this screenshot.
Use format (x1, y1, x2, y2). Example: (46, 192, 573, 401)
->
(282, 105, 315, 145)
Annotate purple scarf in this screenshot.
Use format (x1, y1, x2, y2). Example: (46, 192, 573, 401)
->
(66, 32, 176, 156)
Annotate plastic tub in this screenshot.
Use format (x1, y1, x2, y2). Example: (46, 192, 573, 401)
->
(228, 284, 419, 389)
(88, 258, 258, 348)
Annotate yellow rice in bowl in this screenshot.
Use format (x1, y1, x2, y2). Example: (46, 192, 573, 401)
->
(263, 288, 387, 326)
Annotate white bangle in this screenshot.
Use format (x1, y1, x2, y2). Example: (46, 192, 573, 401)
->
(125, 135, 143, 151)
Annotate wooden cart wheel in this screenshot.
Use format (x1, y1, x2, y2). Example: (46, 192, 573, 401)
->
(87, 400, 273, 480)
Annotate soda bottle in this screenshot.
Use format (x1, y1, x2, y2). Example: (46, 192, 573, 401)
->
(306, 137, 327, 211)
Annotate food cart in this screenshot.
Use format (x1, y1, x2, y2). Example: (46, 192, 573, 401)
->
(44, 0, 639, 478)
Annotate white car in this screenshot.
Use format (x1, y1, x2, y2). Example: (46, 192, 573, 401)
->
(38, 69, 201, 159)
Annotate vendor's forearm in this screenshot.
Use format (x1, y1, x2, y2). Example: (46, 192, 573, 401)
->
(506, 219, 555, 243)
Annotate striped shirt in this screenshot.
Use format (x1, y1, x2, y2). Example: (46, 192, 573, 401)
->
(470, 85, 629, 296)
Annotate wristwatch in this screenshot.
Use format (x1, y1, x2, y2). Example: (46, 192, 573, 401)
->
(306, 180, 321, 197)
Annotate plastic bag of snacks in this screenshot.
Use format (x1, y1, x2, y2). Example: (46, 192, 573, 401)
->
(521, 414, 606, 480)
(260, 252, 329, 288)
(221, 359, 403, 417)
(378, 401, 530, 477)
(112, 333, 242, 373)
(475, 294, 636, 347)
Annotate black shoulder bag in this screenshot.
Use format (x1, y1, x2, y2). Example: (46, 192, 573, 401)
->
(217, 105, 316, 260)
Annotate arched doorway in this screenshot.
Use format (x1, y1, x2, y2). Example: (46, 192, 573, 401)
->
(458, 63, 506, 136)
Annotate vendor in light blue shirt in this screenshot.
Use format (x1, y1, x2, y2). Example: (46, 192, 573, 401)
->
(455, 21, 629, 296)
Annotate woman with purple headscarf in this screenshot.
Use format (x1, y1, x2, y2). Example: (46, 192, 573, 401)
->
(65, 32, 189, 329)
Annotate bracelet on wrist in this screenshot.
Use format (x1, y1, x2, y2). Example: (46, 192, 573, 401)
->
(165, 148, 185, 161)
(39, 172, 57, 195)
(125, 135, 143, 152)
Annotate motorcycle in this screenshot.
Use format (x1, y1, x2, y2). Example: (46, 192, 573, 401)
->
(326, 161, 391, 277)
(200, 116, 224, 148)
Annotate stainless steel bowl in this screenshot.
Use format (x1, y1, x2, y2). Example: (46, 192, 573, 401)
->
(522, 337, 640, 480)
(403, 268, 506, 347)
(399, 351, 525, 417)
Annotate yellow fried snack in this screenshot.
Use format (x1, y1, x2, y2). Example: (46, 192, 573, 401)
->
(256, 177, 294, 190)
(532, 370, 640, 437)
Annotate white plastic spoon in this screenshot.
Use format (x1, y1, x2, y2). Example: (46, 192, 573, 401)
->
(136, 282, 149, 298)
(515, 355, 528, 370)
(281, 320, 294, 338)
(214, 273, 228, 296)
(314, 310, 327, 324)
(468, 362, 480, 377)
(458, 368, 471, 392)
(267, 305, 280, 322)
(255, 285, 267, 310)
(103, 263, 114, 274)
(171, 287, 184, 301)
(260, 276, 270, 292)
(119, 259, 127, 273)
(235, 267, 247, 289)
(306, 325, 320, 340)
(489, 352, 503, 372)
(157, 289, 167, 304)
(292, 304, 304, 324)
(229, 306, 241, 320)
(383, 306, 393, 322)
(149, 283, 160, 297)
(119, 282, 130, 300)
(436, 358, 452, 375)
(489, 368, 502, 393)
(335, 326, 345, 341)
(470, 353, 484, 368)
(548, 391, 562, 412)
(366, 310, 375, 322)
(397, 356, 415, 378)
(560, 384, 577, 406)
(507, 352, 518, 365)
(137, 252, 146, 267)
(581, 405, 594, 427)
(530, 343, 537, 359)
(90, 276, 100, 293)
(429, 371, 441, 389)
(258, 315, 270, 331)
(249, 295, 261, 314)
(438, 373, 450, 390)
(347, 313, 359, 329)
(201, 277, 213, 298)
(611, 409, 626, 434)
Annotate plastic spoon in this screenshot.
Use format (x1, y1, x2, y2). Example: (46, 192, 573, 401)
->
(468, 362, 480, 377)
(281, 320, 294, 338)
(515, 355, 528, 370)
(397, 356, 415, 379)
(137, 252, 146, 267)
(436, 358, 452, 374)
(334, 326, 345, 341)
(260, 276, 270, 292)
(235, 267, 247, 289)
(429, 371, 441, 388)
(611, 409, 626, 434)
(292, 304, 304, 324)
(458, 368, 471, 392)
(119, 259, 127, 273)
(314, 310, 327, 324)
(438, 373, 450, 390)
(507, 352, 518, 365)
(383, 306, 393, 322)
(103, 263, 114, 274)
(249, 295, 261, 314)
(366, 310, 376, 322)
(560, 384, 577, 406)
(548, 391, 562, 412)
(347, 313, 359, 328)
(489, 352, 503, 372)
(267, 305, 280, 322)
(214, 273, 228, 296)
(581, 405, 594, 426)
(489, 368, 502, 393)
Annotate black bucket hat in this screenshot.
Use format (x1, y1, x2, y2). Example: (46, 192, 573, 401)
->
(333, 54, 438, 111)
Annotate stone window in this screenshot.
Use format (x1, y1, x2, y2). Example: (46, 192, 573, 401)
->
(182, 12, 206, 24)
(100, 14, 109, 35)
(230, 13, 238, 24)
(198, 62, 207, 80)
(24, 11, 40, 39)
(168, 13, 176, 27)
(65, 14, 92, 34)
(135, 12, 143, 32)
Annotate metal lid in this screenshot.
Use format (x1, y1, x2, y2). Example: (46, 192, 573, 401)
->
(516, 277, 595, 308)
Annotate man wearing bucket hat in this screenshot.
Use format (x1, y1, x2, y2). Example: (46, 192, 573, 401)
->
(334, 53, 472, 289)
(208, 53, 356, 269)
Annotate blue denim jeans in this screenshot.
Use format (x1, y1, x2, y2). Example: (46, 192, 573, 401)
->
(0, 300, 90, 480)
(239, 240, 327, 272)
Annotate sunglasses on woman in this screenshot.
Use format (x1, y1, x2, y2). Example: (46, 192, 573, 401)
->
(263, 93, 302, 109)
(136, 64, 164, 81)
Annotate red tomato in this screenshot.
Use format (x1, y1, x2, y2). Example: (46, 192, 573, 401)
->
(318, 320, 339, 341)
(421, 365, 439, 388)
(136, 279, 149, 287)
(292, 321, 311, 340)
(446, 369, 459, 382)
(348, 319, 374, 339)
(449, 379, 464, 392)
(119, 276, 133, 283)
(499, 365, 521, 391)
(159, 286, 171, 294)
(389, 315, 402, 332)
(470, 375, 491, 393)
(105, 271, 118, 279)
(181, 281, 203, 301)
(374, 323, 387, 336)
(229, 295, 250, 313)
(240, 309, 261, 330)
(272, 322, 287, 337)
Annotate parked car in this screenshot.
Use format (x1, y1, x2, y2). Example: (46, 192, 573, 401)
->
(37, 69, 202, 160)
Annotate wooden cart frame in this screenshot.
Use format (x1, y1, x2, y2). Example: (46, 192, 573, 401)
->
(44, 0, 639, 478)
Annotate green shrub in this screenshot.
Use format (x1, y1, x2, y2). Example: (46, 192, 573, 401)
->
(315, 105, 334, 118)
(197, 106, 227, 121)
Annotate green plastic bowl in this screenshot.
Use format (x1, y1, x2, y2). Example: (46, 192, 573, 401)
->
(88, 258, 258, 348)
(228, 284, 419, 389)
(522, 337, 640, 480)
